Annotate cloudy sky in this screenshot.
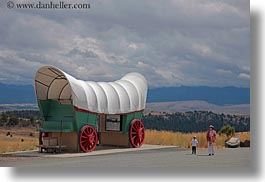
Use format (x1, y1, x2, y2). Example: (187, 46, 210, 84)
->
(0, 0, 250, 88)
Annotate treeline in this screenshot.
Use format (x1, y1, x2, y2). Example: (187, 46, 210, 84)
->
(0, 110, 41, 127)
(0, 110, 250, 133)
(3, 110, 41, 119)
(142, 111, 250, 133)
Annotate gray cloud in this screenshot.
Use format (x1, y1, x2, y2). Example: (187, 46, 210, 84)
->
(0, 0, 250, 88)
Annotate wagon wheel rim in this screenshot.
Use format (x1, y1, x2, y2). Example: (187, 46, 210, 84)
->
(129, 119, 145, 148)
(79, 125, 98, 152)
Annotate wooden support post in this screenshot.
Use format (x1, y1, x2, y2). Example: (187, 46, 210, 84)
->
(60, 120, 62, 153)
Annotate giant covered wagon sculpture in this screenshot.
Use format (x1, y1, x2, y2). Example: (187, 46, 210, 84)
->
(34, 66, 147, 152)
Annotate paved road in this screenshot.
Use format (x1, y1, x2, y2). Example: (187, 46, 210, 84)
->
(1, 146, 252, 177)
(0, 147, 251, 171)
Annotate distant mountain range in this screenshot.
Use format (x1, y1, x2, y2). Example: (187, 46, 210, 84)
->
(146, 100, 249, 115)
(0, 83, 36, 104)
(147, 86, 249, 105)
(0, 83, 250, 105)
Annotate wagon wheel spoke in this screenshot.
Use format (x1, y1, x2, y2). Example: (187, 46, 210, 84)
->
(84, 128, 88, 134)
(135, 122, 140, 129)
(87, 128, 91, 135)
(133, 136, 138, 144)
(132, 125, 137, 131)
(81, 135, 88, 139)
(89, 128, 93, 133)
(135, 138, 140, 147)
(83, 142, 88, 150)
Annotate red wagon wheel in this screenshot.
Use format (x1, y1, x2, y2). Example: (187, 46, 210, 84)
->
(79, 125, 98, 152)
(129, 119, 145, 148)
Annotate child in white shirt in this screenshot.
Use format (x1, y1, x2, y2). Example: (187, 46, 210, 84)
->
(191, 136, 198, 155)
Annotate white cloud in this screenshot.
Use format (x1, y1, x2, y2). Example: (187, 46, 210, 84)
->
(127, 43, 138, 50)
(238, 73, 250, 80)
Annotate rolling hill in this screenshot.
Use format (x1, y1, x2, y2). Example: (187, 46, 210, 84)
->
(146, 100, 249, 115)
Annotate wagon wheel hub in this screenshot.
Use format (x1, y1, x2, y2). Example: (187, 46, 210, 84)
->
(79, 125, 98, 152)
(137, 129, 142, 138)
(129, 119, 145, 148)
(88, 135, 94, 144)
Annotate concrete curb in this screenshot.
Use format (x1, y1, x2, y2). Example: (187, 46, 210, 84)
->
(1, 144, 180, 158)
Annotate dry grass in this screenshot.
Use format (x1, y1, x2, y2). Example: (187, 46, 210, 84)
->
(0, 127, 250, 153)
(145, 129, 250, 149)
(0, 127, 39, 153)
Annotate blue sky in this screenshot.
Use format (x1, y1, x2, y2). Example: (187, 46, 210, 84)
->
(0, 0, 250, 88)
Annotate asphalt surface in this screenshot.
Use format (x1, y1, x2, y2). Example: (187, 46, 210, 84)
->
(1, 146, 251, 173)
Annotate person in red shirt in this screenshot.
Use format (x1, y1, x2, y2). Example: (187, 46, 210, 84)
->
(206, 125, 217, 156)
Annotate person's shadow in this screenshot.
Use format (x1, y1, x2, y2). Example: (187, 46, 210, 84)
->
(185, 153, 210, 156)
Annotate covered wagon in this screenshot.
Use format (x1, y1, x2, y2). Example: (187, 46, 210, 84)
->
(34, 66, 147, 152)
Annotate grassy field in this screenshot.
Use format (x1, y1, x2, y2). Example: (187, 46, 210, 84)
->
(0, 127, 39, 153)
(0, 127, 250, 153)
(145, 129, 250, 149)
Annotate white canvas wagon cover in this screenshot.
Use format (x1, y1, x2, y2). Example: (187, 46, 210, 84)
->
(34, 66, 147, 114)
